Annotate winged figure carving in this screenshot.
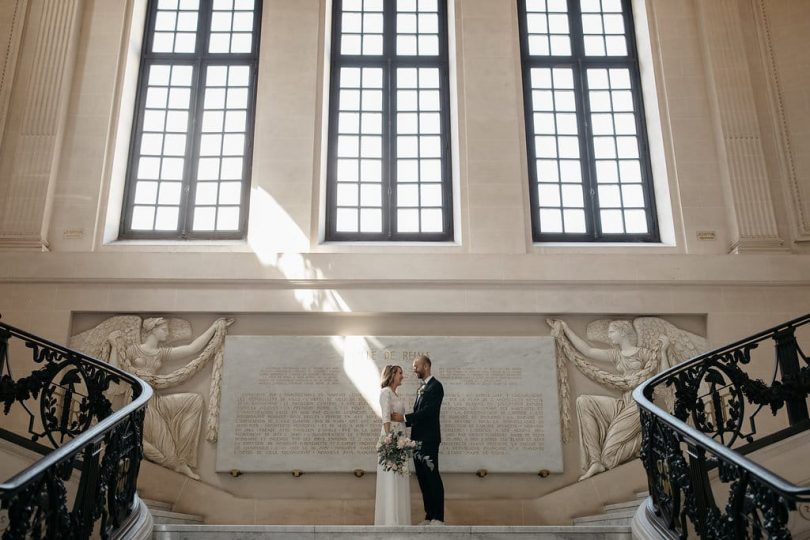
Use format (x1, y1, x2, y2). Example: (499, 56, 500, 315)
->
(547, 316, 709, 480)
(71, 315, 233, 479)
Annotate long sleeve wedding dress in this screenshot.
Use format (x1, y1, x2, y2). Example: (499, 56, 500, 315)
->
(374, 386, 411, 525)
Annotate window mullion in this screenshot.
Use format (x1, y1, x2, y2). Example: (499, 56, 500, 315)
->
(569, 0, 599, 239)
(578, 59, 601, 240)
(384, 1, 396, 239)
(182, 57, 206, 238)
(386, 59, 396, 239)
(181, 0, 210, 237)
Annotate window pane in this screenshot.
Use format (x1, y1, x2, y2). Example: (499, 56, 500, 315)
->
(151, 0, 200, 54)
(360, 208, 382, 232)
(209, 0, 256, 53)
(217, 206, 240, 230)
(336, 208, 358, 232)
(397, 209, 419, 232)
(563, 209, 586, 233)
(397, 0, 440, 56)
(524, 0, 570, 57)
(624, 209, 647, 233)
(340, 0, 383, 56)
(131, 206, 156, 230)
(539, 208, 563, 233)
(581, 1, 628, 57)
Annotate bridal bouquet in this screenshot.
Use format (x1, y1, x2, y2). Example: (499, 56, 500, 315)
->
(376, 431, 424, 476)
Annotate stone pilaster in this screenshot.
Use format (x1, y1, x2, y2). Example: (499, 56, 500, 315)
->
(696, 0, 785, 253)
(0, 0, 29, 148)
(0, 0, 83, 251)
(752, 0, 810, 244)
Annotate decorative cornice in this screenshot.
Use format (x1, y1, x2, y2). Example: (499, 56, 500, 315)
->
(728, 237, 786, 254)
(0, 235, 49, 251)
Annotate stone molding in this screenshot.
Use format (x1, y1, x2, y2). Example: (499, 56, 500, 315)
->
(1, 252, 809, 286)
(0, 234, 49, 251)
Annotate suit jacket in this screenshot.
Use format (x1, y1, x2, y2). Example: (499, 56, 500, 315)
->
(405, 377, 443, 446)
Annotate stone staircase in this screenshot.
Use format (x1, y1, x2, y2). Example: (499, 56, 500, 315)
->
(144, 499, 204, 525)
(145, 485, 647, 538)
(572, 491, 647, 527)
(147, 495, 638, 539)
(146, 492, 646, 538)
(152, 524, 633, 539)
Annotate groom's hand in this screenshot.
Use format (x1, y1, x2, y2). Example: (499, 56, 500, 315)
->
(390, 412, 404, 422)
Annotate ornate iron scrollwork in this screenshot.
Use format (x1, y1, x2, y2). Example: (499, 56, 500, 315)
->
(0, 321, 150, 540)
(636, 314, 810, 539)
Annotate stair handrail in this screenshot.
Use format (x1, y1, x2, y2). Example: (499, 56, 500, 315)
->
(633, 313, 810, 538)
(0, 319, 152, 538)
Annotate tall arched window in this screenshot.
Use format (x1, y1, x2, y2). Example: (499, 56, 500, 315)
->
(518, 0, 658, 242)
(121, 0, 262, 239)
(325, 0, 453, 241)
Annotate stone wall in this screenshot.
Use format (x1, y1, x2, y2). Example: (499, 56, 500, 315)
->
(0, 0, 808, 525)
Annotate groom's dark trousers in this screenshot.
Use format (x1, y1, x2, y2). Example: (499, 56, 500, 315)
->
(405, 377, 445, 522)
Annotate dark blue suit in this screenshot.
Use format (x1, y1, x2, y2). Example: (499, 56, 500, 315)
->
(405, 377, 444, 522)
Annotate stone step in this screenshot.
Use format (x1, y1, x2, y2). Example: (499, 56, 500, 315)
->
(153, 524, 633, 539)
(603, 499, 644, 513)
(573, 509, 637, 527)
(150, 508, 205, 525)
(142, 498, 172, 511)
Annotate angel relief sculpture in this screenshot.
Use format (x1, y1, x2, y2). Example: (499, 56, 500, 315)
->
(547, 317, 709, 481)
(70, 315, 233, 479)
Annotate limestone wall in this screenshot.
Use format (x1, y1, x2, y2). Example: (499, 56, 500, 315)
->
(0, 0, 809, 525)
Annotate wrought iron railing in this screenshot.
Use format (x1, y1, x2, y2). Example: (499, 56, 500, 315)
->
(0, 319, 151, 539)
(634, 314, 810, 539)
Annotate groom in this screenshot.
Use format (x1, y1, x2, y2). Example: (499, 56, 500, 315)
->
(391, 354, 445, 525)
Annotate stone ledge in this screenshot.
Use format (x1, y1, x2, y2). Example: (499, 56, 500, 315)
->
(153, 524, 633, 539)
(1, 252, 809, 286)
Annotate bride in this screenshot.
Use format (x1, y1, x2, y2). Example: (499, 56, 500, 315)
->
(374, 365, 411, 525)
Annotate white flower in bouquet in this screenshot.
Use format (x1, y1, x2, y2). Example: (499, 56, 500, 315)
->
(377, 431, 423, 476)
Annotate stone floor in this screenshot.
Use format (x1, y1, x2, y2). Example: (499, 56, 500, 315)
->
(152, 524, 632, 539)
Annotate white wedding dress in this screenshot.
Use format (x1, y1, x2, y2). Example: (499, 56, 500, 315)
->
(374, 386, 411, 525)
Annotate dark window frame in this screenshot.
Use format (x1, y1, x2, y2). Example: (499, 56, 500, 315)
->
(120, 0, 263, 240)
(325, 0, 454, 242)
(517, 0, 659, 243)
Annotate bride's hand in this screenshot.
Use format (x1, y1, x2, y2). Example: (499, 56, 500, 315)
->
(390, 412, 404, 422)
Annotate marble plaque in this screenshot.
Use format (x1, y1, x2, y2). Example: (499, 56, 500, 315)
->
(215, 336, 562, 473)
